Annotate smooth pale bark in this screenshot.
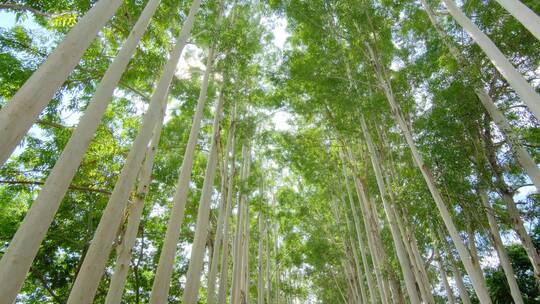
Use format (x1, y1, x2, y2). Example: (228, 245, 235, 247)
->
(67, 2, 201, 301)
(394, 205, 434, 303)
(257, 213, 265, 304)
(149, 11, 223, 304)
(0, 0, 123, 166)
(363, 182, 401, 304)
(345, 149, 393, 304)
(476, 90, 540, 191)
(232, 145, 251, 304)
(365, 43, 491, 303)
(182, 90, 225, 304)
(361, 117, 422, 304)
(435, 247, 456, 304)
(332, 192, 368, 304)
(440, 0, 540, 119)
(419, 0, 540, 192)
(340, 154, 377, 303)
(217, 122, 237, 304)
(208, 105, 236, 304)
(265, 217, 271, 304)
(494, 0, 540, 41)
(105, 104, 166, 304)
(335, 174, 368, 303)
(68, 55, 165, 303)
(451, 258, 472, 304)
(483, 127, 540, 288)
(480, 189, 524, 304)
(242, 201, 251, 303)
(379, 128, 433, 303)
(466, 225, 487, 289)
(274, 202, 280, 304)
(0, 0, 162, 300)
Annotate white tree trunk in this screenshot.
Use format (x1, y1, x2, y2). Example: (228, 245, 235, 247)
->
(451, 258, 472, 304)
(346, 149, 394, 304)
(265, 217, 271, 304)
(494, 0, 540, 41)
(480, 189, 524, 304)
(232, 145, 251, 304)
(476, 90, 540, 191)
(363, 183, 398, 304)
(105, 105, 165, 304)
(434, 247, 456, 304)
(182, 89, 225, 304)
(66, 2, 202, 301)
(395, 206, 434, 303)
(208, 103, 236, 304)
(149, 9, 223, 303)
(257, 213, 265, 304)
(365, 43, 492, 303)
(0, 0, 162, 300)
(242, 201, 251, 303)
(332, 194, 368, 304)
(217, 119, 237, 304)
(339, 153, 378, 303)
(441, 0, 540, 119)
(484, 134, 540, 288)
(360, 116, 422, 304)
(0, 0, 123, 166)
(419, 0, 540, 192)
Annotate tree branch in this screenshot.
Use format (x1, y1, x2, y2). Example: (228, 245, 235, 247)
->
(0, 179, 111, 195)
(29, 266, 64, 303)
(0, 3, 52, 17)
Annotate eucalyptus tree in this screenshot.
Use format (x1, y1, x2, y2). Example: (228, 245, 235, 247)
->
(0, 0, 123, 166)
(1, 0, 538, 302)
(66, 1, 204, 301)
(0, 0, 195, 301)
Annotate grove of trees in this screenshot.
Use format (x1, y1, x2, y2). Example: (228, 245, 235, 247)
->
(0, 0, 539, 303)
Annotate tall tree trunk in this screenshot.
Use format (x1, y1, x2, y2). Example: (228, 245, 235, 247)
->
(209, 103, 236, 304)
(419, 0, 540, 193)
(440, 0, 540, 119)
(451, 257, 472, 304)
(392, 201, 433, 303)
(148, 14, 219, 304)
(364, 181, 402, 304)
(332, 193, 368, 304)
(66, 3, 204, 300)
(475, 91, 540, 191)
(364, 42, 492, 303)
(466, 224, 487, 290)
(479, 188, 524, 304)
(0, 1, 163, 300)
(378, 125, 434, 303)
(482, 123, 540, 288)
(232, 144, 252, 304)
(242, 198, 251, 304)
(394, 205, 433, 303)
(434, 247, 456, 304)
(339, 152, 378, 303)
(182, 88, 225, 304)
(494, 0, 540, 41)
(265, 217, 271, 304)
(360, 116, 422, 304)
(217, 119, 237, 304)
(0, 0, 124, 166)
(257, 213, 265, 304)
(275, 213, 280, 304)
(346, 148, 401, 304)
(105, 103, 165, 304)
